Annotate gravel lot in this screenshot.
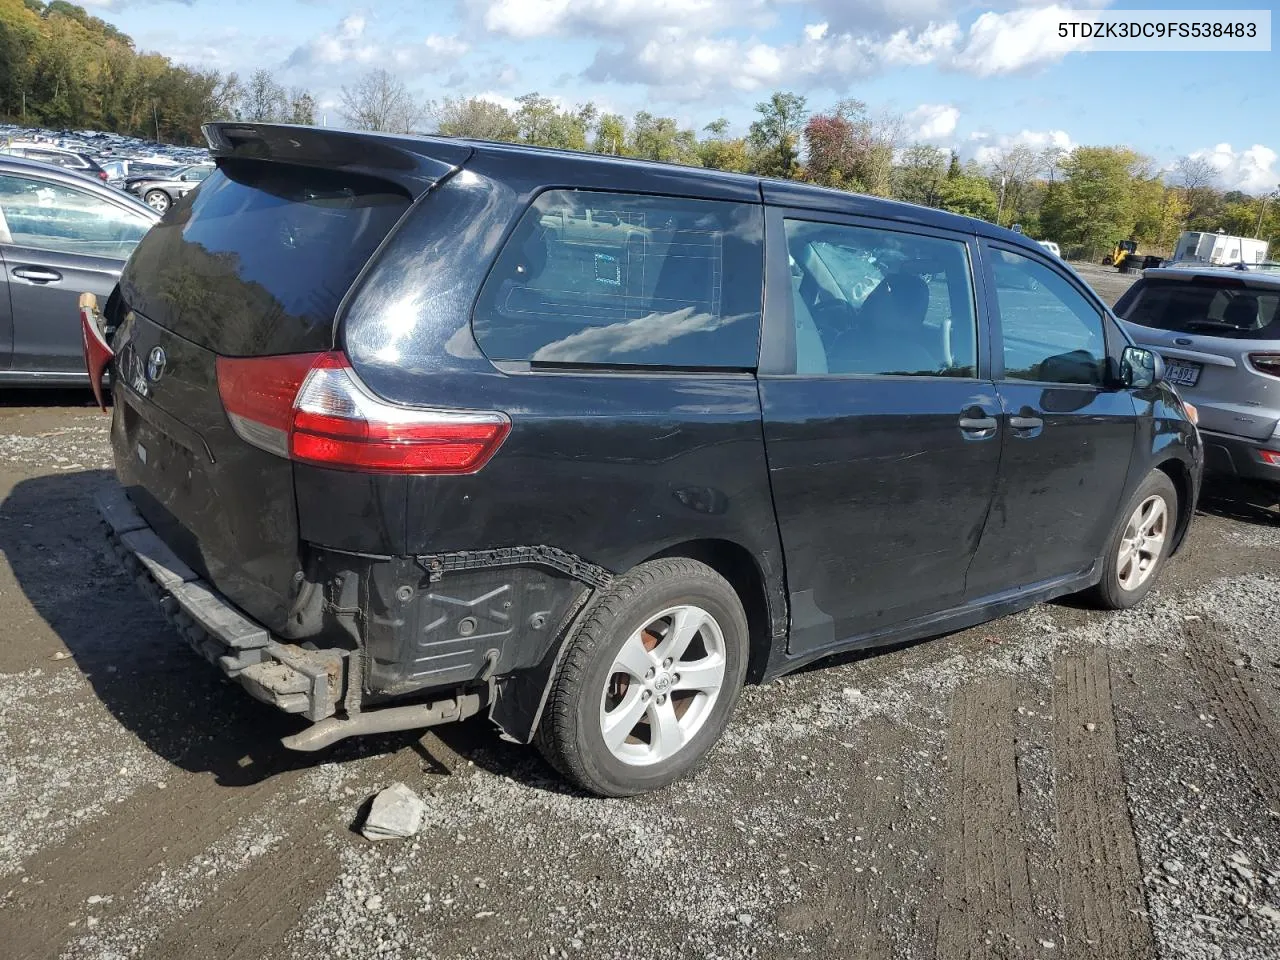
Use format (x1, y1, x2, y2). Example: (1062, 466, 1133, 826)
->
(2, 265, 1280, 960)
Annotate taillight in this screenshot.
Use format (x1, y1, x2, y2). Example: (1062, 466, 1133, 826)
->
(98, 171, 108, 180)
(1249, 353, 1280, 379)
(79, 296, 113, 412)
(215, 352, 510, 475)
(1260, 450, 1280, 466)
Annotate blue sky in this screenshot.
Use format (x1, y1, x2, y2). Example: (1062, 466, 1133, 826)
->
(85, 0, 1279, 192)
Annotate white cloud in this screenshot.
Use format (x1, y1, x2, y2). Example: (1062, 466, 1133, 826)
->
(972, 129, 1074, 165)
(586, 21, 969, 99)
(472, 0, 767, 39)
(425, 34, 470, 58)
(475, 92, 523, 113)
(952, 5, 1094, 77)
(287, 15, 382, 67)
(1188, 143, 1280, 194)
(907, 104, 959, 141)
(286, 16, 470, 73)
(579, 3, 1102, 101)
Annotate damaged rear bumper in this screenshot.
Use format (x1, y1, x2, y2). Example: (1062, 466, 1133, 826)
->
(96, 483, 593, 749)
(97, 485, 346, 723)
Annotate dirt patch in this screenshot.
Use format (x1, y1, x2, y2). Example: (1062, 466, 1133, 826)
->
(1, 399, 1279, 960)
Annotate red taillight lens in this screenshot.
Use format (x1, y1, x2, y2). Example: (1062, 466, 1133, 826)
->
(216, 352, 510, 475)
(80, 304, 113, 412)
(1260, 450, 1280, 466)
(216, 353, 321, 457)
(1249, 353, 1280, 379)
(98, 171, 108, 180)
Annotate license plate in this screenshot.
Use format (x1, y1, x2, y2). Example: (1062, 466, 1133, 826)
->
(1164, 358, 1202, 387)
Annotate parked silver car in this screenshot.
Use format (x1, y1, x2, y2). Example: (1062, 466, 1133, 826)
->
(1116, 266, 1280, 484)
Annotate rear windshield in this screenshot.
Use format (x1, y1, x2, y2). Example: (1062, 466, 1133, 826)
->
(119, 160, 412, 355)
(1120, 278, 1280, 340)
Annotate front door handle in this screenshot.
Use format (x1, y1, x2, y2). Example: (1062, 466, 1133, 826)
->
(12, 267, 62, 284)
(1009, 407, 1045, 437)
(959, 416, 998, 431)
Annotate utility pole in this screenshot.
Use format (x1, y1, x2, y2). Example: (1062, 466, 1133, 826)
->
(995, 175, 1007, 226)
(1256, 185, 1278, 237)
(153, 104, 161, 143)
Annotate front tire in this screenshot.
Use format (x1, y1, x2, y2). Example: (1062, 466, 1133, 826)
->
(535, 559, 749, 797)
(1086, 470, 1178, 610)
(144, 189, 170, 213)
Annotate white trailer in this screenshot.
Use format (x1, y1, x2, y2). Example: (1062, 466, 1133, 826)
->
(1171, 231, 1269, 266)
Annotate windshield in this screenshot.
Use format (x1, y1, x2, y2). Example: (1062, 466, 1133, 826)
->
(1119, 278, 1280, 340)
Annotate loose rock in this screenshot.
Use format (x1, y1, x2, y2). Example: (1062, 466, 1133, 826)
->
(361, 783, 427, 841)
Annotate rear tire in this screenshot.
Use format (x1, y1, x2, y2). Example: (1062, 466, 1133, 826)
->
(144, 189, 170, 213)
(535, 558, 749, 797)
(1085, 470, 1178, 610)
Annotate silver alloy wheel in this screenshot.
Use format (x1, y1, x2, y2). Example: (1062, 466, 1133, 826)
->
(1117, 494, 1169, 591)
(145, 190, 169, 212)
(598, 604, 727, 767)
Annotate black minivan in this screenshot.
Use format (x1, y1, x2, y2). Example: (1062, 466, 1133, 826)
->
(85, 124, 1202, 796)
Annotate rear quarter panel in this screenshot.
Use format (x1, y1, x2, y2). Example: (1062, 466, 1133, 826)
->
(309, 153, 788, 640)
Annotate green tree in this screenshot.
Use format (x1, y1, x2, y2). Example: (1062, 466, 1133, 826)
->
(1041, 146, 1146, 259)
(748, 91, 806, 178)
(514, 93, 595, 150)
(429, 95, 518, 141)
(592, 112, 627, 154)
(287, 88, 315, 126)
(894, 144, 947, 207)
(936, 174, 998, 221)
(629, 111, 700, 165)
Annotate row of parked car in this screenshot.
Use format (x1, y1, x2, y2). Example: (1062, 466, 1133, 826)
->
(2, 123, 211, 200)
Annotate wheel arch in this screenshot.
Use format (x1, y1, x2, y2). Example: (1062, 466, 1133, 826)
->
(1154, 456, 1195, 555)
(644, 538, 781, 685)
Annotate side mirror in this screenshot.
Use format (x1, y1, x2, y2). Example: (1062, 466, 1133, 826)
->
(1121, 345, 1164, 389)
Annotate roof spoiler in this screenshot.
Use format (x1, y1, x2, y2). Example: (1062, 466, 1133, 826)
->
(201, 123, 473, 198)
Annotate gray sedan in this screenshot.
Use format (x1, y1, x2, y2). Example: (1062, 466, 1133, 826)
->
(124, 162, 214, 214)
(0, 156, 158, 385)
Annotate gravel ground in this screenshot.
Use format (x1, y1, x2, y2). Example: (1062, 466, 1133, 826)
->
(2, 268, 1279, 960)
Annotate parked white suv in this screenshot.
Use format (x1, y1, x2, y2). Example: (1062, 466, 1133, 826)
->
(1116, 267, 1280, 484)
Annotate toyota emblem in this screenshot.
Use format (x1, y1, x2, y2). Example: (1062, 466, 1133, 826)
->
(146, 346, 167, 382)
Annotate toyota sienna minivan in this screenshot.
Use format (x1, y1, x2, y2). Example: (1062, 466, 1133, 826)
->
(83, 124, 1203, 796)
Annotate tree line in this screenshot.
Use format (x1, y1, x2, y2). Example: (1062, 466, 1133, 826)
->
(0, 0, 314, 142)
(420, 86, 1279, 260)
(3, 2, 1276, 259)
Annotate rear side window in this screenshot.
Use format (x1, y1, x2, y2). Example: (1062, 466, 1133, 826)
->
(120, 160, 411, 355)
(473, 190, 763, 369)
(1119, 279, 1280, 340)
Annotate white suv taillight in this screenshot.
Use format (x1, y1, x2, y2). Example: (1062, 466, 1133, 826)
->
(216, 352, 510, 474)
